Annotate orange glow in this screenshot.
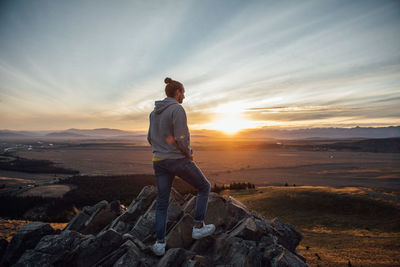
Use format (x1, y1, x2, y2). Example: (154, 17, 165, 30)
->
(201, 102, 257, 134)
(204, 117, 255, 134)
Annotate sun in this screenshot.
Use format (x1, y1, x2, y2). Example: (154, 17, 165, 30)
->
(207, 117, 254, 134)
(202, 102, 256, 134)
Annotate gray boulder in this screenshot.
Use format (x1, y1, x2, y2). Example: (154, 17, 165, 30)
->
(182, 254, 210, 267)
(94, 239, 140, 266)
(129, 191, 183, 240)
(166, 214, 195, 249)
(183, 193, 228, 229)
(266, 244, 308, 267)
(227, 217, 265, 241)
(129, 200, 157, 240)
(64, 200, 108, 233)
(7, 185, 308, 266)
(169, 187, 185, 205)
(83, 200, 123, 235)
(70, 228, 124, 266)
(0, 238, 8, 263)
(122, 233, 148, 252)
(112, 239, 158, 267)
(108, 185, 157, 234)
(1, 221, 55, 266)
(157, 247, 193, 267)
(271, 218, 303, 253)
(214, 235, 263, 267)
(189, 235, 215, 256)
(224, 196, 252, 230)
(14, 230, 94, 267)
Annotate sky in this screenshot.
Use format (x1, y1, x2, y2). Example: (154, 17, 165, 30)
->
(0, 0, 399, 132)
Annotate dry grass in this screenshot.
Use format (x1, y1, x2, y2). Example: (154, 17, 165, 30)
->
(298, 230, 400, 267)
(223, 186, 400, 267)
(16, 147, 400, 189)
(0, 219, 67, 242)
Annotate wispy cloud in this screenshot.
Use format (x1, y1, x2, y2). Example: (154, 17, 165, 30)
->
(0, 0, 399, 130)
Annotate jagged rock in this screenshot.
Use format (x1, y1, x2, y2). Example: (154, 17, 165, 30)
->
(8, 185, 308, 266)
(266, 244, 308, 267)
(129, 200, 157, 240)
(225, 196, 252, 230)
(64, 209, 91, 232)
(129, 192, 183, 240)
(70, 228, 124, 266)
(108, 185, 157, 234)
(82, 200, 123, 235)
(271, 218, 303, 253)
(166, 213, 195, 249)
(14, 230, 94, 267)
(127, 185, 158, 213)
(183, 193, 228, 229)
(182, 255, 210, 267)
(189, 235, 215, 256)
(183, 194, 251, 231)
(157, 247, 193, 267)
(228, 217, 265, 241)
(94, 239, 140, 266)
(169, 187, 185, 205)
(214, 235, 263, 267)
(183, 193, 194, 202)
(182, 259, 204, 267)
(166, 197, 184, 222)
(64, 201, 108, 233)
(0, 238, 8, 262)
(182, 195, 196, 214)
(202, 193, 228, 228)
(112, 240, 158, 267)
(259, 233, 278, 247)
(1, 221, 55, 266)
(122, 233, 148, 252)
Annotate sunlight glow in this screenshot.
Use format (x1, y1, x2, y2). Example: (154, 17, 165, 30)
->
(202, 102, 258, 134)
(205, 117, 256, 134)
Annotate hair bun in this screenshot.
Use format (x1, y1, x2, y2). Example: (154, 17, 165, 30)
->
(164, 77, 172, 84)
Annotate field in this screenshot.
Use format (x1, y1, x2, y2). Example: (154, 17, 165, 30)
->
(222, 186, 400, 267)
(11, 140, 400, 190)
(1, 138, 399, 266)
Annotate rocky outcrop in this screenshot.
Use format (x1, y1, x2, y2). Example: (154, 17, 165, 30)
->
(0, 238, 8, 263)
(1, 186, 308, 266)
(1, 221, 56, 266)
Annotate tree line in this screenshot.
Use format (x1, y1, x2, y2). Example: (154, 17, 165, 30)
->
(212, 182, 256, 193)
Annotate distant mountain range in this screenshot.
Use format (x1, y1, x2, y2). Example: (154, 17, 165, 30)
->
(241, 126, 400, 139)
(0, 128, 145, 140)
(0, 126, 399, 140)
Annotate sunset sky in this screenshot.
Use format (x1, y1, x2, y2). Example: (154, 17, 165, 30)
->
(0, 0, 399, 132)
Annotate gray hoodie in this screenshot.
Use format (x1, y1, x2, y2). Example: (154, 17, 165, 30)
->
(147, 97, 193, 159)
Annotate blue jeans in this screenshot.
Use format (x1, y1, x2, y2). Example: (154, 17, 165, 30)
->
(153, 157, 211, 242)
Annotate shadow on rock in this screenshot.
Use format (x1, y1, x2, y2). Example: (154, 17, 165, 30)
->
(1, 185, 308, 267)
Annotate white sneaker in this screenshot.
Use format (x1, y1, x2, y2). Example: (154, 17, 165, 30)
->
(192, 222, 216, 239)
(151, 241, 166, 256)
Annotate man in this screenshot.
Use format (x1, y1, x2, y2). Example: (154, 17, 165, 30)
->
(147, 77, 215, 256)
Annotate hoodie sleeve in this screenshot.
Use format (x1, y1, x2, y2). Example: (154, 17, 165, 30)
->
(172, 105, 193, 158)
(147, 112, 152, 145)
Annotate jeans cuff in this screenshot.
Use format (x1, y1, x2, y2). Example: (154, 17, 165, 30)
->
(193, 219, 203, 223)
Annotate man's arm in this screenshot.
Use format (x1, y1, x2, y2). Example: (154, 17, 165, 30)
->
(172, 106, 193, 159)
(147, 113, 152, 145)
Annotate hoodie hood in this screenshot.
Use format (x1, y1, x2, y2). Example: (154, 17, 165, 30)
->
(154, 97, 179, 114)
